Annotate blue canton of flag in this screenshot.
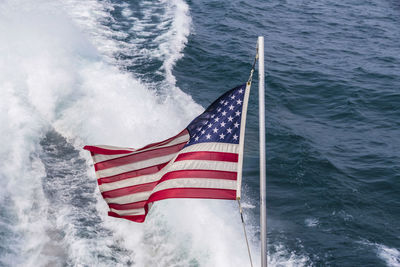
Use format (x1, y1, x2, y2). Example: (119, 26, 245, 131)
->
(185, 84, 246, 147)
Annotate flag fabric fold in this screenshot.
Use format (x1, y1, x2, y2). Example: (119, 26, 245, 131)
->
(84, 82, 251, 222)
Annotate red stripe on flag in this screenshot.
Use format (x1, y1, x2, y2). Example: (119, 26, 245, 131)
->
(102, 181, 157, 199)
(136, 129, 189, 152)
(83, 130, 188, 155)
(95, 142, 186, 171)
(108, 211, 146, 223)
(108, 201, 147, 211)
(83, 146, 134, 155)
(161, 169, 237, 182)
(175, 151, 238, 162)
(148, 188, 236, 203)
(98, 162, 168, 185)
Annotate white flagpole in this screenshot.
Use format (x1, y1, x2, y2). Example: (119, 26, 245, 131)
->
(258, 36, 267, 267)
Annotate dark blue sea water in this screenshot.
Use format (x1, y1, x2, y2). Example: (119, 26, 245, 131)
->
(0, 0, 399, 266)
(177, 0, 400, 265)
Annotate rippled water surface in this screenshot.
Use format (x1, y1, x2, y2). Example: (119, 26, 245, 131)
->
(0, 0, 399, 266)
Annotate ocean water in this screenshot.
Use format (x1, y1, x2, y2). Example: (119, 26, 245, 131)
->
(0, 0, 399, 266)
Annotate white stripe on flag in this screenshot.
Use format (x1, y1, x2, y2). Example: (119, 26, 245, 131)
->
(169, 159, 238, 173)
(96, 153, 177, 178)
(152, 178, 237, 193)
(99, 172, 159, 192)
(180, 142, 239, 154)
(105, 191, 152, 205)
(109, 208, 146, 216)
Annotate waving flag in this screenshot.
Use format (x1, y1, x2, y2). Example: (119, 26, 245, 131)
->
(84, 82, 251, 222)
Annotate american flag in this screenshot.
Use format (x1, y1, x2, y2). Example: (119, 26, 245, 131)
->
(84, 83, 251, 222)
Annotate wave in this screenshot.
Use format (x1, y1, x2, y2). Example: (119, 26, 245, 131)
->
(376, 243, 400, 267)
(358, 240, 400, 267)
